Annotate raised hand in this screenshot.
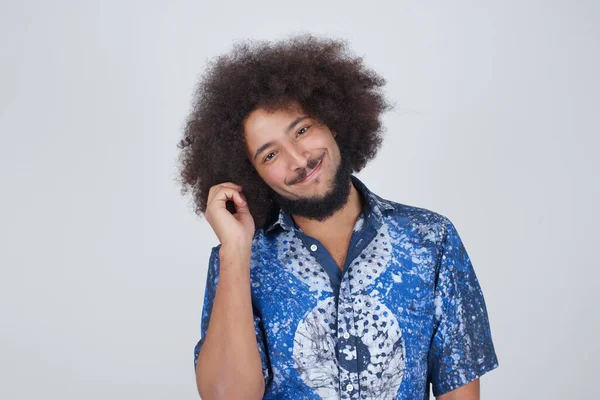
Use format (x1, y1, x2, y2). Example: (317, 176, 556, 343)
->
(204, 182, 255, 250)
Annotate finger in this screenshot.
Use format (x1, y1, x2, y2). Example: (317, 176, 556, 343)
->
(209, 186, 247, 209)
(207, 182, 243, 203)
(219, 182, 243, 191)
(229, 189, 247, 207)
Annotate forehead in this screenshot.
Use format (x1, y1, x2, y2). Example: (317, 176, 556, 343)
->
(243, 103, 306, 138)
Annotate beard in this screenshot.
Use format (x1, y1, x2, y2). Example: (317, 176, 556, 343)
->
(270, 149, 353, 221)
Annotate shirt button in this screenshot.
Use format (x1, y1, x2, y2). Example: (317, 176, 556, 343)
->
(343, 332, 350, 339)
(310, 244, 318, 251)
(346, 383, 354, 392)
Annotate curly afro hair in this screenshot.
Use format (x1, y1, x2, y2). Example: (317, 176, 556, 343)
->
(177, 33, 393, 230)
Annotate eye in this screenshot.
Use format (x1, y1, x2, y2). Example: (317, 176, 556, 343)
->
(263, 151, 276, 163)
(297, 126, 310, 136)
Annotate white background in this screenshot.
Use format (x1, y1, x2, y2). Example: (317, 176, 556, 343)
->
(1, 0, 598, 399)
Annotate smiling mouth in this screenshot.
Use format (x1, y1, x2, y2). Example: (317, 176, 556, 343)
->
(298, 159, 323, 184)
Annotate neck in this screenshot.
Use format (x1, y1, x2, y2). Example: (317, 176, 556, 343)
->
(292, 180, 363, 236)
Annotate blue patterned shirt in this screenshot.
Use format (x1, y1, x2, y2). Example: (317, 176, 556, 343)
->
(194, 175, 499, 399)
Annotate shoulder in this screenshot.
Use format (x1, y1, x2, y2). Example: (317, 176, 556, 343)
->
(373, 192, 455, 241)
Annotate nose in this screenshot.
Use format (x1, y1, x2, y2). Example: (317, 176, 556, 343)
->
(283, 142, 310, 171)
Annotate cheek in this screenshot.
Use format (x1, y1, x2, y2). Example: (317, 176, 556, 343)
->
(312, 134, 337, 156)
(259, 164, 289, 186)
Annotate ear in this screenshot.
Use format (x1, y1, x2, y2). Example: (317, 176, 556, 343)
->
(332, 130, 337, 138)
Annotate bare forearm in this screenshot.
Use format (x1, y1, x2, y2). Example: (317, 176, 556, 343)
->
(196, 246, 265, 400)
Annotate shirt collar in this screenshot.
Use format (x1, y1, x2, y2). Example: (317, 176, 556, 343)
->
(265, 175, 395, 234)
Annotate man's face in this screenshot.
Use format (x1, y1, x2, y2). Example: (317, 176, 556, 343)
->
(243, 103, 353, 221)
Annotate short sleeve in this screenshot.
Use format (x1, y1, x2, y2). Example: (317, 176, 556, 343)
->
(193, 246, 272, 387)
(428, 218, 499, 396)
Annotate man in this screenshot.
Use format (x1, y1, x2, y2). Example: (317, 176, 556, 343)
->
(178, 34, 499, 399)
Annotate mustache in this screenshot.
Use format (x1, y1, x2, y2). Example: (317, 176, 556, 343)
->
(291, 153, 325, 185)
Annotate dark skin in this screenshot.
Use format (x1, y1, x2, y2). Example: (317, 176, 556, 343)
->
(242, 104, 481, 399)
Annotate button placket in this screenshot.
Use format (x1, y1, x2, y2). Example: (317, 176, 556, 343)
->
(337, 274, 361, 399)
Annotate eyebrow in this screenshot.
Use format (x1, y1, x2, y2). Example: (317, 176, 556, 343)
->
(252, 116, 309, 162)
